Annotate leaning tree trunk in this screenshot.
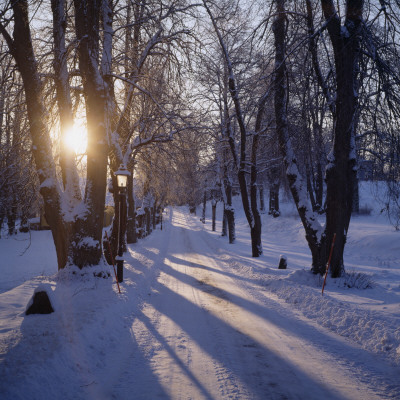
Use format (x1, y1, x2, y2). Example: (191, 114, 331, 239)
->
(2, 0, 69, 269)
(203, 0, 261, 256)
(273, 0, 326, 274)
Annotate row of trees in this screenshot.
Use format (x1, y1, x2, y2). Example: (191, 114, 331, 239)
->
(1, 0, 399, 278)
(0, 0, 199, 269)
(195, 0, 400, 277)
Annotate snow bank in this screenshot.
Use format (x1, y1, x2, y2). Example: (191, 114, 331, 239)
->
(263, 269, 400, 365)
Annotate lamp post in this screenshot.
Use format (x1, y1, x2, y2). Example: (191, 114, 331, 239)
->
(115, 164, 130, 283)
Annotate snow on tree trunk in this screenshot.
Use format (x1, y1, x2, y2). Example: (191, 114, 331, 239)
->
(70, 0, 109, 267)
(322, 0, 363, 277)
(51, 0, 81, 200)
(223, 176, 235, 244)
(273, 0, 325, 274)
(203, 0, 261, 257)
(6, 0, 69, 270)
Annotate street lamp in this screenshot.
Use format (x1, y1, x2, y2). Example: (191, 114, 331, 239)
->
(114, 164, 130, 283)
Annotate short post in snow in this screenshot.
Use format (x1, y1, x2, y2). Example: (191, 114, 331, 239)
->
(278, 255, 287, 269)
(115, 164, 130, 283)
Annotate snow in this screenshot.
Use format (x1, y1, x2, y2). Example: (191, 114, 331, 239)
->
(77, 236, 100, 248)
(39, 177, 56, 189)
(0, 182, 399, 399)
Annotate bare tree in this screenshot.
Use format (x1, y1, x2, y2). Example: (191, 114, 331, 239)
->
(202, 0, 272, 257)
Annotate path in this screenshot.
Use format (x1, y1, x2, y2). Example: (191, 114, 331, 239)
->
(108, 209, 398, 400)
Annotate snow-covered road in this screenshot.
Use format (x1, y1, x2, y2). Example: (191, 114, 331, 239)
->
(1, 207, 399, 400)
(109, 209, 399, 400)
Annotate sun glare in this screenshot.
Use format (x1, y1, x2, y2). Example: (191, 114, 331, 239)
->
(64, 122, 87, 154)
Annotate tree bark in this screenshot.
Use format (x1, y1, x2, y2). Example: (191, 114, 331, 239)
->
(51, 0, 81, 198)
(223, 176, 235, 243)
(70, 0, 109, 267)
(4, 0, 69, 269)
(221, 207, 227, 237)
(126, 172, 137, 244)
(322, 0, 363, 277)
(259, 185, 265, 213)
(273, 0, 325, 274)
(202, 190, 206, 224)
(212, 200, 217, 231)
(203, 0, 261, 256)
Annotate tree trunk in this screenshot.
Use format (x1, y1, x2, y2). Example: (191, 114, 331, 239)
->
(126, 173, 137, 244)
(120, 192, 127, 253)
(269, 180, 280, 218)
(223, 176, 235, 243)
(0, 211, 4, 238)
(146, 207, 151, 235)
(226, 207, 235, 244)
(273, 0, 325, 274)
(6, 193, 17, 235)
(152, 203, 157, 230)
(259, 185, 265, 213)
(212, 200, 217, 231)
(70, 0, 109, 267)
(246, 121, 263, 256)
(352, 174, 360, 214)
(306, 163, 317, 211)
(51, 0, 81, 199)
(202, 190, 206, 224)
(322, 0, 363, 277)
(315, 161, 324, 212)
(221, 207, 227, 237)
(204, 0, 261, 256)
(4, 0, 69, 270)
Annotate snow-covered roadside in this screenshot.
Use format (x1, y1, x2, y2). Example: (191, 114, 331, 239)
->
(206, 210, 400, 366)
(0, 229, 56, 294)
(199, 183, 400, 367)
(0, 182, 399, 399)
(0, 214, 169, 399)
(264, 270, 400, 365)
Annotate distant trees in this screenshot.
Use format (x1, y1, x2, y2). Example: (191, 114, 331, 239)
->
(0, 52, 40, 236)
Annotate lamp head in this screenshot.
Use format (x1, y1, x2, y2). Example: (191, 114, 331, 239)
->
(114, 164, 130, 189)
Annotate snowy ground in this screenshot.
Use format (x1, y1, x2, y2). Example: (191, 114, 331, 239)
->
(0, 182, 399, 399)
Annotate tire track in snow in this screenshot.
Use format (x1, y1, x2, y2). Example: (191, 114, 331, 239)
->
(188, 212, 400, 399)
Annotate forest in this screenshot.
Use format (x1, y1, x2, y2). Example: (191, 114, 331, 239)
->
(1, 0, 400, 278)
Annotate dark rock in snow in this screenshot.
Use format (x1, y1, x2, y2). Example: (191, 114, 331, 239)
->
(278, 255, 287, 269)
(26, 291, 54, 315)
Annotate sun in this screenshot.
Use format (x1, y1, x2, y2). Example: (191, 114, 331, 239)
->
(64, 121, 87, 154)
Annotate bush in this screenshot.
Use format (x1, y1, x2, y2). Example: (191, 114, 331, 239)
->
(339, 270, 374, 289)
